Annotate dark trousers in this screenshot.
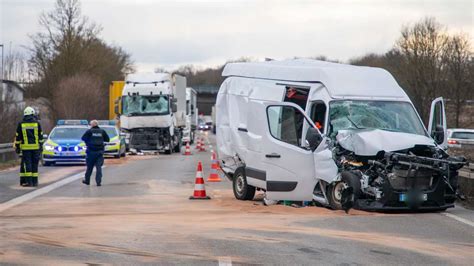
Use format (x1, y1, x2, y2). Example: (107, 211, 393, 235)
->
(85, 150, 104, 185)
(21, 150, 40, 186)
(20, 155, 26, 185)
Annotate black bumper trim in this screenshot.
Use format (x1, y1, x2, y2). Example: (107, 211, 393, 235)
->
(267, 181, 297, 192)
(245, 167, 266, 181)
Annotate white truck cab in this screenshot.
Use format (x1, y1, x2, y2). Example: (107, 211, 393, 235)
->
(120, 73, 186, 154)
(216, 59, 465, 211)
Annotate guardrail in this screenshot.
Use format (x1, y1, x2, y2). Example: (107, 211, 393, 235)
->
(0, 143, 17, 163)
(459, 164, 474, 179)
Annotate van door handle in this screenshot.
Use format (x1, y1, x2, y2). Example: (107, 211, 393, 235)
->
(238, 127, 248, 132)
(265, 153, 281, 158)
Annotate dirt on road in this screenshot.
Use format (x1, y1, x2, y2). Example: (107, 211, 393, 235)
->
(1, 177, 471, 265)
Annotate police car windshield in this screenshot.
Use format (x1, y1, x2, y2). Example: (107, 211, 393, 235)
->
(103, 127, 118, 138)
(50, 127, 87, 139)
(328, 100, 426, 138)
(122, 95, 169, 116)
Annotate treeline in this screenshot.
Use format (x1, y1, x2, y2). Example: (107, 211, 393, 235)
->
(351, 18, 473, 127)
(171, 18, 473, 128)
(26, 0, 133, 121)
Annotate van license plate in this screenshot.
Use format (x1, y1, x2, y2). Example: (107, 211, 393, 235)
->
(399, 193, 427, 202)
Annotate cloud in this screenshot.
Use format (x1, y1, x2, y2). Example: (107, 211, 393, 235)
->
(1, 0, 472, 72)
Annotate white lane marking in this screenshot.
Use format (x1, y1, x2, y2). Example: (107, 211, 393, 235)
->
(0, 166, 105, 213)
(218, 257, 232, 266)
(443, 213, 474, 227)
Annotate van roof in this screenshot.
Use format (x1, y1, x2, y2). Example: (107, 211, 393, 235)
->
(222, 59, 408, 99)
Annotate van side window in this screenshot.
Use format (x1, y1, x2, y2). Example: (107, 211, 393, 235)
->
(283, 86, 309, 110)
(310, 102, 327, 132)
(267, 106, 304, 146)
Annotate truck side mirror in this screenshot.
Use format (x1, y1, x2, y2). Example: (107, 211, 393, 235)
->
(171, 103, 178, 112)
(306, 127, 322, 152)
(433, 125, 445, 144)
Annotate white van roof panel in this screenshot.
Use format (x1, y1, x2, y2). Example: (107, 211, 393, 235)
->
(222, 59, 408, 99)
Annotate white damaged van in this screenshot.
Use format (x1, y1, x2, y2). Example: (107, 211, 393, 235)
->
(216, 59, 466, 211)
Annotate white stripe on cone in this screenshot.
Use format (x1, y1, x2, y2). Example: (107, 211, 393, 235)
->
(194, 184, 205, 190)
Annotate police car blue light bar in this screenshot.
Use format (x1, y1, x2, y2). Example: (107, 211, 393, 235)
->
(57, 120, 88, 126)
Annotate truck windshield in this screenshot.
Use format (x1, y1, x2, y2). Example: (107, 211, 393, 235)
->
(122, 95, 169, 116)
(328, 100, 426, 138)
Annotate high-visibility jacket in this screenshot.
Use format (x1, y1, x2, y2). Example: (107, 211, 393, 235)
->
(15, 115, 44, 151)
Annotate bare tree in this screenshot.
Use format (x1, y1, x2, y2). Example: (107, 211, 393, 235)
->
(3, 50, 29, 82)
(393, 17, 449, 121)
(0, 94, 22, 143)
(443, 33, 473, 127)
(52, 73, 103, 120)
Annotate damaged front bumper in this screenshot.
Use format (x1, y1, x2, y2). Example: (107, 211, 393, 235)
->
(354, 179, 456, 211)
(342, 150, 465, 212)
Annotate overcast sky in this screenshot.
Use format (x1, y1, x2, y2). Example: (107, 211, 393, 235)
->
(1, 0, 473, 72)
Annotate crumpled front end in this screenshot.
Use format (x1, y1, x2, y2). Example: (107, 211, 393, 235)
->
(333, 133, 466, 211)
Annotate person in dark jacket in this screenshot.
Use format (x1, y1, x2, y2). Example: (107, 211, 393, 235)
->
(81, 120, 109, 186)
(15, 107, 44, 187)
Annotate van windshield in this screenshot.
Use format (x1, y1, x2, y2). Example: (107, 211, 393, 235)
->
(328, 100, 426, 138)
(122, 95, 169, 116)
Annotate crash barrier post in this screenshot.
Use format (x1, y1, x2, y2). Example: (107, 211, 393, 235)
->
(184, 141, 192, 155)
(0, 143, 18, 163)
(189, 161, 211, 200)
(207, 151, 222, 182)
(459, 164, 474, 205)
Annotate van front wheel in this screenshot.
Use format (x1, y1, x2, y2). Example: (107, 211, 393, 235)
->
(233, 168, 255, 200)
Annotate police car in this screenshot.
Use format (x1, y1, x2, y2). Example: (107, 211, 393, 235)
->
(42, 120, 89, 166)
(97, 120, 126, 158)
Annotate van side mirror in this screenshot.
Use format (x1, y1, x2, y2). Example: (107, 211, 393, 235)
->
(43, 134, 48, 139)
(114, 105, 119, 115)
(306, 127, 322, 151)
(171, 103, 178, 113)
(432, 125, 445, 144)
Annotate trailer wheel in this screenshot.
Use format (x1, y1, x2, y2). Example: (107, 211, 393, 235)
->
(233, 167, 255, 200)
(327, 172, 361, 210)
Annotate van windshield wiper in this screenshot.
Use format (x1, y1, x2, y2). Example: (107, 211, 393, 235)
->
(346, 116, 365, 130)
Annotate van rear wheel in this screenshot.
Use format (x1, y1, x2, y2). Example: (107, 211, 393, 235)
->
(233, 168, 255, 200)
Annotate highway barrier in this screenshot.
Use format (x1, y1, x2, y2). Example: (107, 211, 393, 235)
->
(0, 143, 17, 163)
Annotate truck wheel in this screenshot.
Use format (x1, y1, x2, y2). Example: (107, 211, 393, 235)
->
(164, 139, 173, 154)
(327, 172, 361, 210)
(174, 138, 181, 153)
(233, 168, 255, 200)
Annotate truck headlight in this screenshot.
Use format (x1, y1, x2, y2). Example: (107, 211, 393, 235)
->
(44, 144, 55, 151)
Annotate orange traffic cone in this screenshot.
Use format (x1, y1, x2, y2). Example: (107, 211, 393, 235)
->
(207, 151, 222, 182)
(184, 141, 192, 155)
(200, 138, 206, 152)
(189, 161, 211, 200)
(196, 138, 202, 151)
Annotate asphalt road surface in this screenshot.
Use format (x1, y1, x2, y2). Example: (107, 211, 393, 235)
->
(0, 134, 473, 265)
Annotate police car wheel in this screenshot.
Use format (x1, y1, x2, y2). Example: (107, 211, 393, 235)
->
(233, 168, 255, 201)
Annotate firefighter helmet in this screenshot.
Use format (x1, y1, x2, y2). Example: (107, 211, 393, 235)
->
(24, 106, 36, 116)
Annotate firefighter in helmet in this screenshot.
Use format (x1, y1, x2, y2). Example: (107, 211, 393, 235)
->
(15, 107, 44, 187)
